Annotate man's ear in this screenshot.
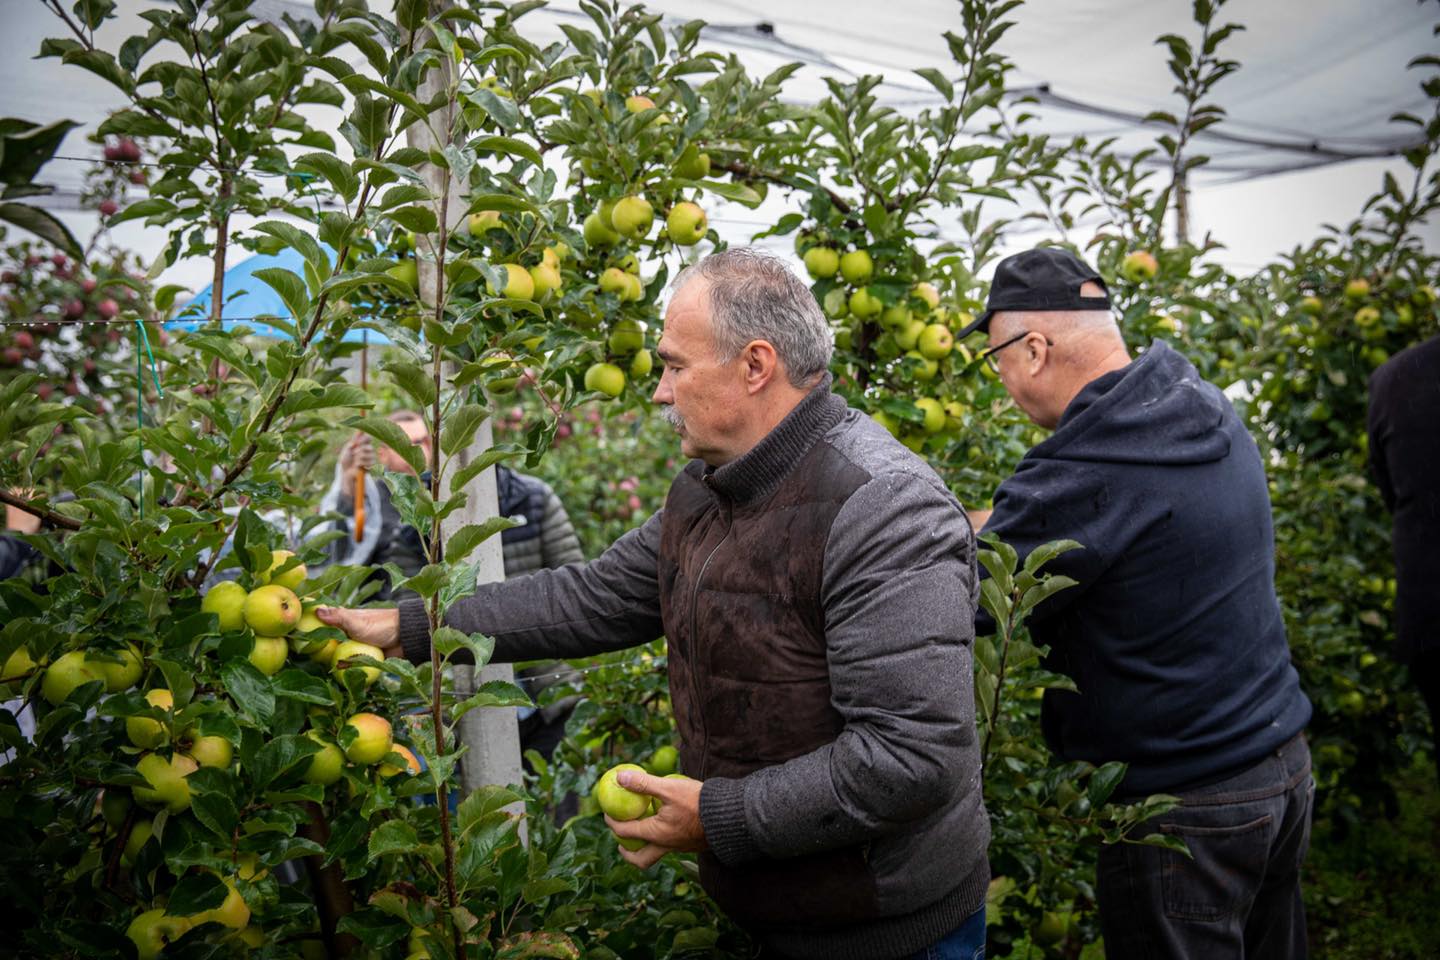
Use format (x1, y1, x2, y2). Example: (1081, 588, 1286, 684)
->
(1025, 332, 1050, 372)
(742, 340, 780, 393)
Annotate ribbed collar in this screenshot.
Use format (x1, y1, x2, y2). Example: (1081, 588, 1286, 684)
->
(704, 374, 847, 505)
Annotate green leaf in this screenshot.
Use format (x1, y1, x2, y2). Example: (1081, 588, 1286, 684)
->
(280, 383, 371, 417)
(253, 267, 310, 325)
(250, 734, 322, 789)
(368, 819, 420, 860)
(166, 872, 228, 917)
(1135, 832, 1191, 857)
(467, 87, 520, 129)
(469, 135, 543, 170)
(446, 517, 521, 564)
(397, 564, 447, 599)
(449, 442, 526, 492)
(440, 404, 489, 457)
(1087, 761, 1127, 809)
(453, 680, 532, 721)
(0, 203, 81, 258)
(191, 791, 240, 839)
(351, 415, 428, 476)
(252, 220, 332, 280)
(272, 669, 335, 706)
(220, 660, 275, 725)
(914, 67, 953, 101)
(697, 179, 763, 208)
(380, 358, 438, 409)
(295, 152, 360, 204)
(457, 785, 525, 836)
(1021, 539, 1084, 575)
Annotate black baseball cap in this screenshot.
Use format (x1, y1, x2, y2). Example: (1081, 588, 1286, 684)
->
(956, 248, 1111, 340)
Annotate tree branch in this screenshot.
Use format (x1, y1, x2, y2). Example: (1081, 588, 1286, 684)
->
(0, 487, 82, 532)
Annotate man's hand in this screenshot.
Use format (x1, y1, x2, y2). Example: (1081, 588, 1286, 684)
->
(316, 607, 403, 659)
(339, 433, 377, 473)
(604, 769, 707, 869)
(966, 507, 993, 532)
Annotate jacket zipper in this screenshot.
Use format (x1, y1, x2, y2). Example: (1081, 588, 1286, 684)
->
(690, 496, 731, 780)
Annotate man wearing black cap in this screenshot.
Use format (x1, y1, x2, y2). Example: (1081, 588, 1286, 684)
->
(960, 247, 1314, 959)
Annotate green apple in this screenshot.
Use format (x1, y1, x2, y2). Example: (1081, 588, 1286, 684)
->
(607, 318, 646, 354)
(625, 94, 656, 113)
(848, 288, 882, 319)
(488, 263, 535, 301)
(905, 350, 939, 381)
(2, 645, 40, 681)
(303, 732, 345, 786)
(1344, 278, 1370, 300)
(126, 688, 174, 749)
(915, 398, 946, 434)
(629, 349, 654, 379)
(97, 644, 144, 692)
(666, 202, 707, 246)
(468, 210, 501, 236)
(804, 247, 840, 280)
(610, 196, 654, 239)
(385, 259, 419, 291)
(102, 789, 132, 830)
(191, 878, 250, 930)
(881, 303, 911, 332)
(894, 319, 926, 351)
(343, 713, 393, 765)
(243, 585, 301, 636)
(126, 909, 191, 960)
(913, 282, 941, 310)
(379, 744, 422, 778)
(122, 818, 153, 866)
(824, 288, 852, 319)
(599, 267, 632, 298)
(584, 362, 626, 399)
(1354, 306, 1381, 328)
(247, 636, 288, 677)
(185, 732, 233, 769)
(529, 262, 562, 300)
(943, 400, 965, 431)
(839, 250, 874, 284)
(648, 745, 679, 776)
(917, 323, 954, 360)
(900, 433, 926, 453)
(133, 752, 198, 814)
(583, 211, 619, 247)
(202, 581, 248, 633)
(674, 144, 711, 180)
(259, 550, 306, 590)
(331, 640, 385, 686)
(1299, 296, 1323, 316)
(594, 762, 650, 821)
(622, 272, 645, 302)
(40, 650, 105, 706)
(1120, 250, 1158, 283)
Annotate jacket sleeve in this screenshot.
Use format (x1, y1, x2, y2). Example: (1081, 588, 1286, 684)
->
(398, 510, 664, 664)
(536, 480, 586, 567)
(973, 457, 1110, 635)
(0, 536, 39, 582)
(700, 468, 979, 864)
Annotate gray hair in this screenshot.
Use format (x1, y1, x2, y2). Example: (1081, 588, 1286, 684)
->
(671, 247, 833, 388)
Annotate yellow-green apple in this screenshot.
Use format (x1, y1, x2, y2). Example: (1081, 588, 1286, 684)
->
(122, 818, 153, 866)
(599, 267, 631, 298)
(303, 732, 345, 786)
(594, 762, 650, 820)
(343, 713, 393, 765)
(803, 246, 840, 280)
(917, 323, 954, 360)
(666, 202, 707, 246)
(133, 752, 198, 814)
(674, 144, 710, 179)
(489, 263, 535, 301)
(610, 196, 654, 239)
(848, 288, 882, 319)
(629, 349, 653, 378)
(467, 210, 501, 236)
(607, 318, 646, 354)
(905, 351, 939, 381)
(583, 211, 619, 247)
(894, 319, 926, 352)
(529, 262, 562, 300)
(915, 398, 946, 434)
(1355, 306, 1381, 328)
(648, 745, 679, 776)
(1120, 250, 1158, 283)
(622, 272, 645, 302)
(331, 640, 385, 686)
(184, 732, 233, 769)
(625, 94, 656, 113)
(243, 585, 301, 636)
(2, 645, 39, 681)
(260, 550, 307, 590)
(913, 281, 941, 310)
(385, 259, 418, 291)
(202, 581, 248, 632)
(126, 909, 191, 960)
(247, 637, 288, 677)
(881, 303, 911, 331)
(40, 650, 105, 705)
(584, 362, 626, 399)
(1299, 296, 1323, 315)
(291, 610, 338, 663)
(379, 744, 422, 778)
(839, 250, 874, 284)
(191, 878, 250, 930)
(1344, 278, 1370, 300)
(126, 689, 174, 749)
(97, 644, 144, 692)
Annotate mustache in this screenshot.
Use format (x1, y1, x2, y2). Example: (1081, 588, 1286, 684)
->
(659, 405, 685, 431)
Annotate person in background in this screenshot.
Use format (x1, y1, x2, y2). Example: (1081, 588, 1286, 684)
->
(1366, 333, 1440, 783)
(960, 247, 1313, 960)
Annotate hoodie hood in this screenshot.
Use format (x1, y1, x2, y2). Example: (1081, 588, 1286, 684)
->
(1029, 339, 1232, 466)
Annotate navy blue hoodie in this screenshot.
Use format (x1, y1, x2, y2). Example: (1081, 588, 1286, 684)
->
(976, 340, 1311, 796)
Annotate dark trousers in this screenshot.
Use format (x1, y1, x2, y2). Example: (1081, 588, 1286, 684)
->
(1097, 733, 1313, 960)
(1412, 649, 1440, 783)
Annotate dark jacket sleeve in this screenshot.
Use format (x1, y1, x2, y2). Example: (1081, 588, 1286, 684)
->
(701, 468, 979, 864)
(1367, 369, 1397, 513)
(397, 511, 663, 664)
(0, 536, 39, 581)
(973, 458, 1110, 635)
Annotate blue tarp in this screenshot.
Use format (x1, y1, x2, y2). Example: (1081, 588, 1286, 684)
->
(168, 246, 390, 344)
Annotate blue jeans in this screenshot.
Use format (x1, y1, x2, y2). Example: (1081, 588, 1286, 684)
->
(902, 905, 986, 960)
(1097, 733, 1313, 960)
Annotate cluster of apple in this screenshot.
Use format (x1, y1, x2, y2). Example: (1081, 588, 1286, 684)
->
(799, 237, 973, 452)
(590, 745, 690, 852)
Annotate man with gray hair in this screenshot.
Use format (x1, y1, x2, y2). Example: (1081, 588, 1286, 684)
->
(319, 246, 991, 959)
(962, 247, 1312, 959)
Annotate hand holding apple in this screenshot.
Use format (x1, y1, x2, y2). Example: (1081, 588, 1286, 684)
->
(604, 768, 707, 869)
(316, 607, 403, 658)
